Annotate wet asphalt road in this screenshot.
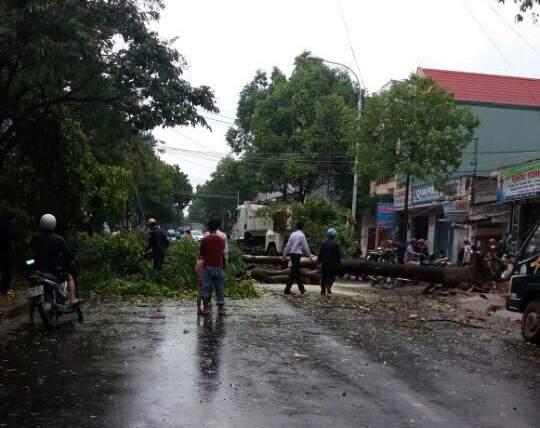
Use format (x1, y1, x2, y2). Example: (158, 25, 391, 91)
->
(1, 292, 539, 428)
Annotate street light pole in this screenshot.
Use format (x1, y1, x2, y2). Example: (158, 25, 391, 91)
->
(310, 57, 363, 232)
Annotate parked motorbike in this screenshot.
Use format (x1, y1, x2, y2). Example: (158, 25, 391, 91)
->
(26, 259, 83, 329)
(367, 247, 400, 288)
(421, 256, 449, 268)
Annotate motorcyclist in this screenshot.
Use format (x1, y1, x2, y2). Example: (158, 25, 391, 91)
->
(417, 239, 430, 264)
(145, 218, 169, 270)
(485, 238, 503, 279)
(31, 214, 79, 306)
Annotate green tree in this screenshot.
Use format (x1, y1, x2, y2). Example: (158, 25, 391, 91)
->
(497, 0, 539, 21)
(188, 156, 258, 228)
(227, 52, 358, 203)
(0, 0, 217, 163)
(0, 0, 206, 232)
(358, 74, 479, 240)
(133, 142, 193, 224)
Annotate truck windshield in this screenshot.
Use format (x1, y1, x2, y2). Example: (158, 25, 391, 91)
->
(522, 224, 540, 260)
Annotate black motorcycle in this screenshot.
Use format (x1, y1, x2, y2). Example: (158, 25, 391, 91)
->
(26, 259, 83, 329)
(367, 247, 400, 288)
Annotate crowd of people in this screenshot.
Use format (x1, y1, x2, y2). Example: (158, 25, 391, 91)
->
(1, 209, 515, 319)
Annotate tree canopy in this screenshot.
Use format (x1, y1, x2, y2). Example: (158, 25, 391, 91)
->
(188, 156, 258, 227)
(0, 0, 213, 232)
(226, 52, 359, 204)
(358, 74, 479, 238)
(498, 0, 540, 21)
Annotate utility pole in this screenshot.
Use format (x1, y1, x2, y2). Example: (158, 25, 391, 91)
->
(310, 56, 363, 232)
(470, 137, 478, 212)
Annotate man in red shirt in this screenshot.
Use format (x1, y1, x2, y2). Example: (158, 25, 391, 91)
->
(200, 219, 226, 316)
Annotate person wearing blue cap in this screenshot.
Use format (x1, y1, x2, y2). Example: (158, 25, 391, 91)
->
(317, 228, 342, 295)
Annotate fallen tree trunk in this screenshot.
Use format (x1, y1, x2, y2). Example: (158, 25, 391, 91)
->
(242, 255, 316, 269)
(250, 267, 320, 284)
(338, 260, 474, 287)
(243, 255, 479, 287)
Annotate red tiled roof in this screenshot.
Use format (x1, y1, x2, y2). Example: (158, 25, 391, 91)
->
(418, 68, 540, 108)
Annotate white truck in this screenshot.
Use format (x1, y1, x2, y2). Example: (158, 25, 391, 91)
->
(231, 201, 291, 255)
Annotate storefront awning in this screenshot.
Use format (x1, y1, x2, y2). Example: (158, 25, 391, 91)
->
(469, 210, 510, 222)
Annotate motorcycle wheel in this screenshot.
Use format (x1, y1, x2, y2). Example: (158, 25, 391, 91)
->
(382, 277, 397, 289)
(37, 292, 58, 330)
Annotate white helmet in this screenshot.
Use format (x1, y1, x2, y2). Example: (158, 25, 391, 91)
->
(40, 214, 57, 231)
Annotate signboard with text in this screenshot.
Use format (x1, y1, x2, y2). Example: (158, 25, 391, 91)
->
(376, 202, 394, 228)
(393, 178, 465, 211)
(497, 159, 540, 203)
(411, 184, 443, 207)
(443, 199, 469, 223)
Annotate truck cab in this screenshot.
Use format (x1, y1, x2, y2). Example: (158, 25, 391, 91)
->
(231, 202, 292, 255)
(506, 221, 540, 343)
(231, 202, 273, 254)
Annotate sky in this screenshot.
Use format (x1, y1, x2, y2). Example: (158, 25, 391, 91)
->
(152, 0, 540, 189)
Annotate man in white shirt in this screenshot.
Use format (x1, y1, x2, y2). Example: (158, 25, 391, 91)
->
(282, 220, 312, 295)
(462, 240, 472, 265)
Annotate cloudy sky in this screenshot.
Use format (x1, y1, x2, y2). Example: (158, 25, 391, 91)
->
(153, 0, 540, 189)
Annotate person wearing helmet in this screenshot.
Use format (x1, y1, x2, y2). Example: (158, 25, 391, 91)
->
(485, 237, 503, 279)
(317, 228, 342, 295)
(404, 239, 423, 265)
(145, 218, 169, 270)
(30, 214, 79, 306)
(417, 238, 429, 262)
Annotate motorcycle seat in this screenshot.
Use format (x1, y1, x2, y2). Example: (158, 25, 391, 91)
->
(35, 271, 61, 282)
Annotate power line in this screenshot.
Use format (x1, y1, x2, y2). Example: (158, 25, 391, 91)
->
(208, 112, 236, 121)
(170, 128, 216, 152)
(461, 0, 538, 104)
(201, 115, 235, 126)
(175, 192, 238, 200)
(480, 0, 540, 57)
(461, 0, 518, 72)
(336, 0, 366, 88)
(160, 144, 540, 159)
(160, 146, 357, 163)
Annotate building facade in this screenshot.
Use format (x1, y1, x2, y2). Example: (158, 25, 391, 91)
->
(362, 68, 540, 262)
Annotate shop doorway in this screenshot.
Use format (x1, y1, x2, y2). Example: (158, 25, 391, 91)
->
(377, 228, 392, 247)
(367, 227, 376, 250)
(413, 216, 429, 240)
(435, 221, 450, 258)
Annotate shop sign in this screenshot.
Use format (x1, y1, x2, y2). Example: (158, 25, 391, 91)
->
(393, 187, 407, 210)
(376, 202, 394, 228)
(411, 184, 443, 207)
(497, 159, 540, 202)
(394, 178, 465, 211)
(443, 199, 469, 223)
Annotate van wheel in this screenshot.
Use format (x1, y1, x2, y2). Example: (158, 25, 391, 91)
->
(522, 300, 540, 344)
(266, 244, 278, 256)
